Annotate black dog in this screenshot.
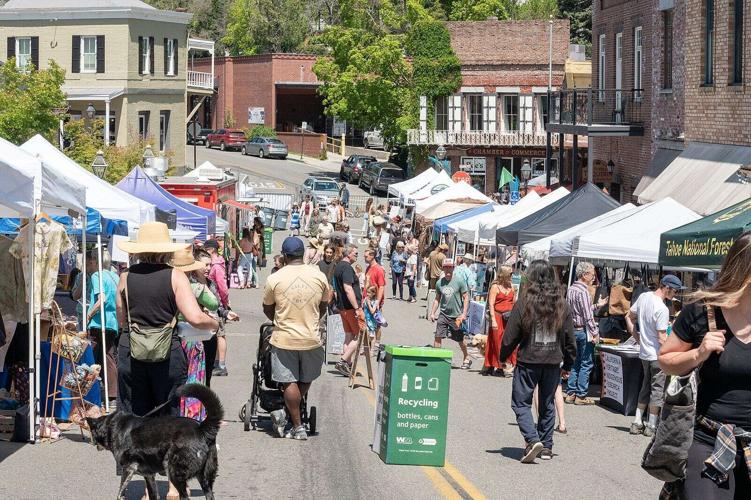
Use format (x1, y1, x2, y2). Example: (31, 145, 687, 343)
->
(87, 384, 224, 500)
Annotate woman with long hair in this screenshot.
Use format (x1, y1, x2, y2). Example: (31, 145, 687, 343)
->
(481, 265, 515, 376)
(659, 232, 751, 498)
(237, 227, 254, 289)
(500, 260, 576, 463)
(250, 217, 265, 287)
(364, 197, 374, 238)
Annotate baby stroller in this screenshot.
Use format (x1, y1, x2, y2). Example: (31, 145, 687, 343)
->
(239, 322, 317, 434)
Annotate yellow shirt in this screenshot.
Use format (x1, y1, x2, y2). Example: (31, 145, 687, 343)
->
(263, 264, 330, 350)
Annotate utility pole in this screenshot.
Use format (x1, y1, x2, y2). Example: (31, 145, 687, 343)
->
(545, 15, 553, 189)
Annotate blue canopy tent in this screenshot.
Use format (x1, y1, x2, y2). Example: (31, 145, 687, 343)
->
(432, 203, 496, 238)
(117, 166, 216, 240)
(0, 207, 127, 237)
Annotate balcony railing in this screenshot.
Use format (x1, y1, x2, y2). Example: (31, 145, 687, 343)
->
(407, 129, 557, 147)
(550, 88, 644, 127)
(188, 70, 214, 90)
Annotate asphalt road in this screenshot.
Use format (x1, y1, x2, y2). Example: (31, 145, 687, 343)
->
(0, 225, 663, 499)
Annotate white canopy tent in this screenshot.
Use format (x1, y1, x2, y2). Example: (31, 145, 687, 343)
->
(21, 135, 156, 227)
(0, 137, 87, 442)
(405, 170, 453, 204)
(448, 192, 540, 244)
(523, 203, 637, 262)
(571, 198, 701, 264)
(388, 167, 438, 198)
(415, 181, 492, 214)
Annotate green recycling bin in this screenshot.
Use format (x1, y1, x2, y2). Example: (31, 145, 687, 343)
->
(263, 227, 273, 255)
(374, 346, 452, 467)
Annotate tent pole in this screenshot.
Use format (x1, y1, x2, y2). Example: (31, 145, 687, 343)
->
(82, 213, 87, 339)
(568, 254, 575, 288)
(97, 234, 110, 413)
(27, 217, 36, 442)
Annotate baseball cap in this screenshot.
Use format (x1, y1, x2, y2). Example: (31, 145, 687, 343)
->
(442, 258, 455, 268)
(203, 239, 219, 250)
(661, 275, 685, 290)
(281, 236, 305, 257)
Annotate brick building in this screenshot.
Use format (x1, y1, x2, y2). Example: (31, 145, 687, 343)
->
(407, 19, 576, 195)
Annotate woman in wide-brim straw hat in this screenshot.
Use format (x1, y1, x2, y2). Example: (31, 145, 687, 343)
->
(304, 237, 324, 265)
(115, 222, 218, 419)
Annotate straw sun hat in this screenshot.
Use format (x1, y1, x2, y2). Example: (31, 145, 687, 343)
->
(172, 246, 205, 273)
(117, 222, 189, 254)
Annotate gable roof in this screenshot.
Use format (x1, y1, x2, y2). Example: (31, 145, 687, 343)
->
(446, 20, 569, 67)
(0, 0, 190, 23)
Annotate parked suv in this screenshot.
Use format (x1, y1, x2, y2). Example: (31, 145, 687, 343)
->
(241, 137, 288, 159)
(339, 154, 376, 183)
(206, 129, 246, 151)
(359, 162, 404, 195)
(299, 176, 342, 208)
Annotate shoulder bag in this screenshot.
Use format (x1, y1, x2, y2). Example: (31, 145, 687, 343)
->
(124, 276, 175, 363)
(640, 306, 716, 482)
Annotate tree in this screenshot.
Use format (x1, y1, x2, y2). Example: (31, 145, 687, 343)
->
(0, 60, 67, 145)
(144, 0, 230, 51)
(449, 0, 509, 21)
(222, 0, 315, 55)
(514, 0, 558, 19)
(559, 0, 592, 52)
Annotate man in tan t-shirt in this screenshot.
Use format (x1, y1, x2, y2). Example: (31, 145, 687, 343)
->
(263, 236, 330, 440)
(425, 242, 449, 299)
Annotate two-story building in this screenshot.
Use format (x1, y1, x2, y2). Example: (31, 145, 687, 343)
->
(0, 0, 215, 169)
(407, 19, 570, 195)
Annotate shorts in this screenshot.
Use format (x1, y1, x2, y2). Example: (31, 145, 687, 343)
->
(340, 308, 365, 335)
(215, 320, 226, 337)
(637, 359, 665, 408)
(435, 313, 464, 342)
(429, 277, 438, 290)
(271, 346, 325, 384)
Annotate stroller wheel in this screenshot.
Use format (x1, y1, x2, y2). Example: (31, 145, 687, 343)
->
(307, 406, 317, 435)
(238, 404, 246, 421)
(243, 401, 252, 432)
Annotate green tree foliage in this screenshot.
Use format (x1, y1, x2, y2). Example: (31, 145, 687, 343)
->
(223, 0, 316, 55)
(0, 60, 67, 145)
(145, 0, 229, 51)
(245, 125, 276, 139)
(449, 0, 509, 20)
(558, 0, 591, 52)
(514, 0, 558, 19)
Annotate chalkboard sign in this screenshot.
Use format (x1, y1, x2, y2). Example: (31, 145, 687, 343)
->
(326, 313, 346, 356)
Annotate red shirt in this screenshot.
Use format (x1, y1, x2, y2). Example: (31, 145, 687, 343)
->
(366, 263, 386, 305)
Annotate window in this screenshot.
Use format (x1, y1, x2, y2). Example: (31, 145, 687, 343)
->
(634, 26, 643, 99)
(159, 111, 170, 151)
(16, 37, 31, 70)
(468, 95, 483, 131)
(165, 38, 176, 76)
(81, 36, 97, 73)
(704, 0, 715, 84)
(731, 0, 744, 84)
(537, 95, 549, 133)
(435, 96, 448, 130)
(663, 11, 673, 89)
(138, 111, 149, 139)
(519, 95, 533, 133)
(503, 95, 519, 132)
(140, 37, 151, 75)
(598, 34, 606, 101)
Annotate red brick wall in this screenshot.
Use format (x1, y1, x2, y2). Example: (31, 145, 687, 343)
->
(651, 1, 686, 143)
(685, 0, 751, 145)
(278, 132, 325, 157)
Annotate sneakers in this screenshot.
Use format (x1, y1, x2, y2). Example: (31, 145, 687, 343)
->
(564, 394, 576, 404)
(574, 396, 596, 405)
(630, 422, 645, 435)
(270, 409, 287, 438)
(335, 360, 351, 377)
(540, 448, 553, 460)
(212, 366, 228, 377)
(643, 425, 656, 438)
(521, 441, 544, 463)
(285, 425, 308, 441)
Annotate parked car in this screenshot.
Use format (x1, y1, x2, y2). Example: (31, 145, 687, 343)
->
(206, 129, 246, 151)
(363, 130, 385, 149)
(359, 162, 405, 195)
(187, 128, 214, 145)
(339, 154, 376, 183)
(299, 176, 342, 208)
(241, 137, 288, 159)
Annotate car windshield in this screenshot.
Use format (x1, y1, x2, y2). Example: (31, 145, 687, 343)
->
(315, 181, 340, 192)
(380, 169, 404, 179)
(268, 139, 284, 144)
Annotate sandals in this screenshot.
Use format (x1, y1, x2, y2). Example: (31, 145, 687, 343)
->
(460, 359, 473, 370)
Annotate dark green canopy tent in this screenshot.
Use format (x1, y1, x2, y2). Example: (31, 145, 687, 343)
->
(659, 198, 751, 268)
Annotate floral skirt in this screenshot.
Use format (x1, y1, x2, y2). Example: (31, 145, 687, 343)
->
(180, 339, 206, 421)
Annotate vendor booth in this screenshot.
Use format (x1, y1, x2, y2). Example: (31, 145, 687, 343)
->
(420, 200, 491, 222)
(415, 179, 491, 214)
(388, 167, 438, 199)
(405, 170, 453, 205)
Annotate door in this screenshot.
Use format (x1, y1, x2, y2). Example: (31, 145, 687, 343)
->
(615, 32, 623, 121)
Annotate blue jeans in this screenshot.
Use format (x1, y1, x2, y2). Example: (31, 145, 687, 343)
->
(567, 329, 594, 397)
(511, 362, 559, 449)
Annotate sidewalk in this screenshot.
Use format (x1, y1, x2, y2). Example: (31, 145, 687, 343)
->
(289, 151, 344, 171)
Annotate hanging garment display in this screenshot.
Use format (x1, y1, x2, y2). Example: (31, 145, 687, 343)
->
(0, 238, 27, 322)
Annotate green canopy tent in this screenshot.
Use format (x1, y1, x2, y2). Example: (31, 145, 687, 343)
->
(659, 198, 751, 268)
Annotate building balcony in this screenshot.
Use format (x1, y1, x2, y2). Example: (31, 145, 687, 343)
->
(546, 88, 644, 136)
(407, 129, 558, 147)
(187, 38, 215, 92)
(187, 70, 214, 90)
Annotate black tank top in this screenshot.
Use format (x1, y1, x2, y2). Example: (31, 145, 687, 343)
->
(125, 263, 177, 327)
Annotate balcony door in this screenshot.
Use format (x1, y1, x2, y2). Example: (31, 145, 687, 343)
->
(615, 32, 623, 122)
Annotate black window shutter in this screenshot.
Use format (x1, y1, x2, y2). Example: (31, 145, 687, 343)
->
(96, 35, 105, 73)
(138, 37, 144, 75)
(163, 37, 168, 75)
(30, 37, 39, 69)
(71, 35, 80, 73)
(7, 37, 15, 59)
(173, 38, 178, 76)
(149, 36, 155, 75)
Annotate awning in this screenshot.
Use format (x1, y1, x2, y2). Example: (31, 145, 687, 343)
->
(225, 199, 256, 211)
(638, 142, 751, 215)
(63, 86, 127, 101)
(633, 147, 682, 197)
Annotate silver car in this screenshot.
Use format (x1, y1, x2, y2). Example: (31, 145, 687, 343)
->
(241, 137, 288, 159)
(299, 176, 342, 208)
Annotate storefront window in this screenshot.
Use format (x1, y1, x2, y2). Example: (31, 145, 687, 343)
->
(460, 156, 487, 192)
(435, 96, 448, 130)
(503, 95, 519, 132)
(468, 95, 483, 131)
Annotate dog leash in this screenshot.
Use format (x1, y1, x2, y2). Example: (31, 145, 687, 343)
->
(141, 393, 180, 418)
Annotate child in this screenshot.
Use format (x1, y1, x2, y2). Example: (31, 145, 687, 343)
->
(289, 204, 301, 236)
(271, 254, 285, 274)
(363, 285, 379, 346)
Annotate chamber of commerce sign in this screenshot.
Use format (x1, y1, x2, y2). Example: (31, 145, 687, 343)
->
(466, 147, 547, 157)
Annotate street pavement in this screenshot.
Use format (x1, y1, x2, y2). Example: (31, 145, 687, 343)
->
(0, 225, 663, 499)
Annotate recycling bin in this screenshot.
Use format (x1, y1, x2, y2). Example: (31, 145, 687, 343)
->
(373, 345, 452, 466)
(273, 209, 289, 230)
(263, 227, 273, 255)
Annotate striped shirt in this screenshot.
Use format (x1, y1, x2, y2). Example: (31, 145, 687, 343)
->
(566, 281, 598, 340)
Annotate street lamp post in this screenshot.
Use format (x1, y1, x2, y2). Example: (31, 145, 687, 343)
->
(435, 144, 449, 174)
(521, 159, 532, 194)
(85, 103, 96, 120)
(91, 150, 109, 179)
(142, 144, 155, 169)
